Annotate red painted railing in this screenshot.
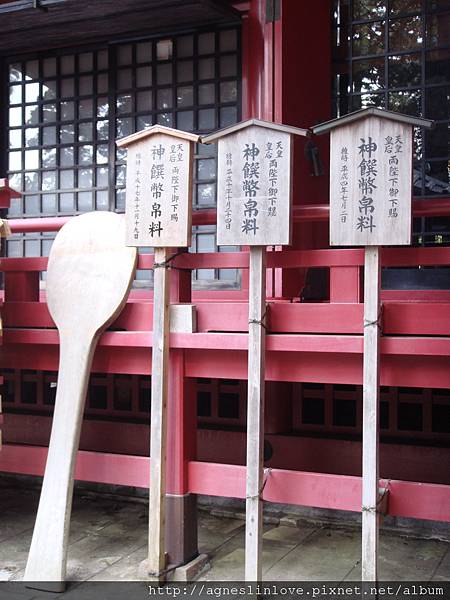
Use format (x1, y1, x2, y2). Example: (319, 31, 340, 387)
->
(7, 197, 450, 233)
(3, 204, 450, 382)
(1, 201, 450, 522)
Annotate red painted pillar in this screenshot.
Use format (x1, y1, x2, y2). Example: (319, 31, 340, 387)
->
(242, 1, 333, 298)
(241, 0, 266, 121)
(164, 255, 198, 566)
(0, 179, 21, 445)
(165, 350, 198, 566)
(1, 180, 37, 303)
(265, 381, 293, 434)
(4, 272, 40, 302)
(242, 0, 279, 296)
(274, 0, 333, 298)
(241, 1, 299, 431)
(330, 267, 362, 303)
(241, 0, 271, 296)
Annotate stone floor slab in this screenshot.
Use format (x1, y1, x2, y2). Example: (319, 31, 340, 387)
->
(432, 547, 450, 582)
(344, 532, 448, 581)
(0, 481, 448, 585)
(264, 527, 360, 581)
(263, 524, 317, 546)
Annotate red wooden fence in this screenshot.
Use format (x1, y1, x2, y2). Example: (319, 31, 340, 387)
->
(1, 202, 449, 522)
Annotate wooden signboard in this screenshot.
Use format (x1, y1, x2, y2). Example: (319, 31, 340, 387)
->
(117, 125, 199, 581)
(203, 119, 309, 583)
(313, 108, 433, 582)
(314, 108, 433, 248)
(211, 122, 300, 246)
(118, 125, 198, 248)
(331, 118, 412, 246)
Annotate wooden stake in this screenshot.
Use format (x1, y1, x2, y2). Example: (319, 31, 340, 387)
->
(362, 246, 381, 582)
(245, 245, 266, 582)
(148, 246, 170, 580)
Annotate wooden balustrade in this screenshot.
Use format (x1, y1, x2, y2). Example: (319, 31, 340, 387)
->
(1, 200, 449, 525)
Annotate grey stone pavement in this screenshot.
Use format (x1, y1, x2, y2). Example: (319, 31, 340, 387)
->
(0, 477, 448, 586)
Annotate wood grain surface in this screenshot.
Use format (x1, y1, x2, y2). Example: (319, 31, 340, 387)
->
(24, 211, 137, 589)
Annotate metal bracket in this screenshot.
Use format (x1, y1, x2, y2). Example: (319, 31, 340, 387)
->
(33, 0, 48, 11)
(266, 0, 280, 23)
(377, 485, 390, 517)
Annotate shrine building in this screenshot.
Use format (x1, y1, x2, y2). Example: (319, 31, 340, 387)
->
(0, 0, 449, 571)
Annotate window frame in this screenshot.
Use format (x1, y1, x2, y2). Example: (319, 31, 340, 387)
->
(2, 24, 243, 285)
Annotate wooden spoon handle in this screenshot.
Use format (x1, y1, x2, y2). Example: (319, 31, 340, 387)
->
(24, 331, 97, 588)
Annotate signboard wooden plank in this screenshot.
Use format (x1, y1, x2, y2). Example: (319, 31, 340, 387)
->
(118, 125, 197, 249)
(313, 108, 433, 248)
(117, 125, 198, 581)
(313, 108, 433, 583)
(330, 118, 412, 246)
(203, 119, 308, 583)
(216, 127, 293, 246)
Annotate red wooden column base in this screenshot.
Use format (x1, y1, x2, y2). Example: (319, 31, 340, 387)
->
(1, 179, 21, 451)
(165, 493, 198, 568)
(165, 356, 198, 566)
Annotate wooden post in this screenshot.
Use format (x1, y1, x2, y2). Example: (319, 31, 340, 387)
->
(245, 245, 266, 582)
(312, 108, 434, 586)
(362, 245, 381, 581)
(148, 246, 170, 580)
(202, 119, 307, 585)
(117, 125, 198, 582)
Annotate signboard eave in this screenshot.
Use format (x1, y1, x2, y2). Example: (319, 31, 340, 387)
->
(117, 124, 199, 147)
(201, 117, 310, 144)
(312, 107, 434, 136)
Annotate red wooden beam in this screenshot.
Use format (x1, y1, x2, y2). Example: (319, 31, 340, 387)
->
(7, 198, 450, 234)
(4, 328, 450, 385)
(0, 444, 149, 488)
(0, 445, 448, 522)
(2, 246, 450, 273)
(188, 461, 450, 522)
(4, 327, 450, 356)
(4, 300, 450, 336)
(1, 257, 48, 272)
(3, 415, 449, 482)
(383, 246, 450, 267)
(184, 349, 450, 388)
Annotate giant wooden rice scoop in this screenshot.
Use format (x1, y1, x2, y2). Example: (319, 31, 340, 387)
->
(24, 211, 137, 590)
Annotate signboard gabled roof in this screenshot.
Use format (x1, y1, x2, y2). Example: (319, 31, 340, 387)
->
(311, 108, 434, 135)
(201, 118, 310, 143)
(0, 178, 21, 198)
(116, 124, 199, 148)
